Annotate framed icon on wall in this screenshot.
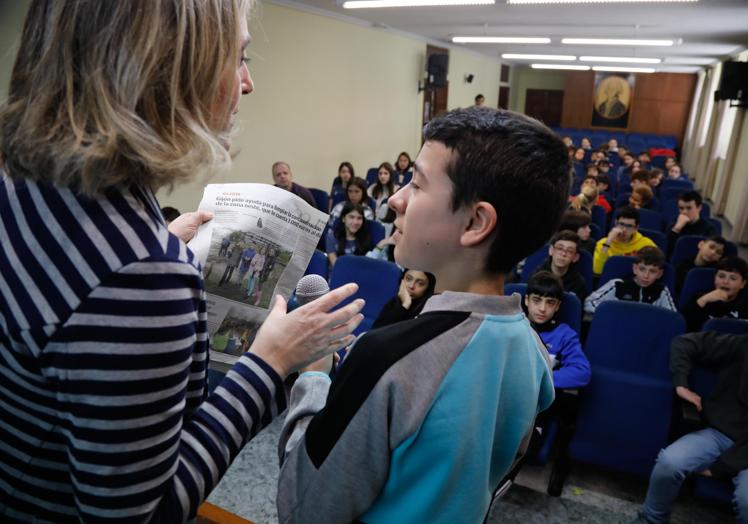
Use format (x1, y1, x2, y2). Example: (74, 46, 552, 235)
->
(592, 73, 634, 128)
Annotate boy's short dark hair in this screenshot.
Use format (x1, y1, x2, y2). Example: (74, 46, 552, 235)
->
(705, 235, 728, 250)
(650, 168, 664, 178)
(678, 190, 703, 206)
(559, 210, 591, 231)
(623, 152, 634, 160)
(631, 170, 651, 184)
(597, 174, 611, 186)
(550, 230, 580, 251)
(635, 246, 666, 268)
(583, 175, 597, 185)
(715, 256, 748, 280)
(616, 205, 640, 225)
(527, 271, 564, 301)
(598, 159, 610, 167)
(422, 107, 570, 274)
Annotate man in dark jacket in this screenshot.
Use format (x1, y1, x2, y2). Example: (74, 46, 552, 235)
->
(633, 331, 748, 523)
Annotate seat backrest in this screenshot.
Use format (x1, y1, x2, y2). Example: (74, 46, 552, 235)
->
(591, 205, 607, 233)
(309, 187, 330, 213)
(637, 208, 664, 232)
(639, 227, 668, 252)
(329, 255, 401, 335)
(677, 267, 716, 311)
(304, 249, 329, 280)
(519, 245, 551, 284)
(703, 317, 748, 335)
(365, 167, 379, 186)
(670, 235, 705, 268)
(504, 283, 582, 336)
(366, 219, 386, 247)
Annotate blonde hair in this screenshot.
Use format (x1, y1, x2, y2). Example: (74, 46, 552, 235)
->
(570, 185, 598, 212)
(0, 0, 249, 196)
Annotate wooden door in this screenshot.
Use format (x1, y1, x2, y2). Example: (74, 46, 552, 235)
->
(525, 88, 564, 127)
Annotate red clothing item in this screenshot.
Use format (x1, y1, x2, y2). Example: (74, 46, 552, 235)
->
(596, 195, 612, 214)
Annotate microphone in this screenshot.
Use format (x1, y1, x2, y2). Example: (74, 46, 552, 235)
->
(294, 274, 330, 306)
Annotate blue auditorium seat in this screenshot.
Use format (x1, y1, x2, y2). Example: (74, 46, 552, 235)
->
(677, 267, 716, 312)
(639, 228, 668, 253)
(591, 205, 607, 234)
(309, 188, 329, 213)
(366, 219, 386, 247)
(365, 167, 379, 186)
(703, 316, 748, 335)
(569, 302, 685, 477)
(304, 249, 329, 280)
(329, 255, 401, 335)
(504, 283, 582, 336)
(597, 255, 676, 296)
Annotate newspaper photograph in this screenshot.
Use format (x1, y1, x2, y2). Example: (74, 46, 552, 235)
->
(188, 183, 328, 366)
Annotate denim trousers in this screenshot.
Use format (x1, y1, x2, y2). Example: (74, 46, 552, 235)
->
(641, 427, 748, 523)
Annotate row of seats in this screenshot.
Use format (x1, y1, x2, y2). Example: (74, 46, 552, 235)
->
(551, 127, 679, 151)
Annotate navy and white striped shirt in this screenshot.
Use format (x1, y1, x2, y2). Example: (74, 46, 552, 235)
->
(0, 171, 286, 522)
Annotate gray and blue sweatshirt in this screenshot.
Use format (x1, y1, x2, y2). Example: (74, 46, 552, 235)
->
(277, 291, 555, 523)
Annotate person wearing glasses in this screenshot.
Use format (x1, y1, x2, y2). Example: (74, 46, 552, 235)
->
(593, 206, 656, 275)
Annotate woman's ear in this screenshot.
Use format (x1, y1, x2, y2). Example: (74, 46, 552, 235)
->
(460, 201, 497, 247)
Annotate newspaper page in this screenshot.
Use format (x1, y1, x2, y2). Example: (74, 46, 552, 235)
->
(188, 183, 328, 366)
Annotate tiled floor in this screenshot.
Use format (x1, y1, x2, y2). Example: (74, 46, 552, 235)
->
(208, 416, 736, 524)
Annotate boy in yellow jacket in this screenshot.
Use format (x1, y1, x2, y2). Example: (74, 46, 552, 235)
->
(593, 205, 656, 275)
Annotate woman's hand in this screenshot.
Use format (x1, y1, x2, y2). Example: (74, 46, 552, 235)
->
(168, 210, 214, 243)
(250, 283, 364, 377)
(397, 280, 412, 310)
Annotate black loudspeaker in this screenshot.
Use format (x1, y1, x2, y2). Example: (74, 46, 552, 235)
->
(716, 61, 748, 102)
(427, 54, 449, 87)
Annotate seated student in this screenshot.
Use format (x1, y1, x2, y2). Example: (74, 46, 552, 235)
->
(325, 202, 372, 268)
(648, 167, 664, 197)
(277, 107, 565, 523)
(561, 136, 573, 147)
(668, 190, 717, 249)
(568, 183, 597, 215)
(394, 151, 413, 184)
(597, 158, 612, 176)
(578, 175, 612, 214)
(675, 235, 727, 293)
(272, 161, 316, 208)
(668, 164, 686, 181)
(328, 176, 374, 226)
(638, 150, 652, 170)
(581, 136, 592, 151)
(559, 210, 596, 254)
(532, 231, 588, 301)
(629, 185, 654, 210)
(587, 163, 599, 178)
(585, 246, 676, 314)
(597, 173, 611, 196)
(682, 256, 748, 332)
(632, 331, 748, 524)
(608, 138, 619, 153)
(524, 271, 591, 496)
(371, 269, 436, 329)
(368, 162, 400, 217)
(329, 161, 355, 210)
(593, 206, 657, 275)
(630, 170, 651, 191)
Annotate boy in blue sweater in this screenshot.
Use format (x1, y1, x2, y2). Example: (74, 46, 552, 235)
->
(525, 271, 591, 496)
(277, 107, 570, 523)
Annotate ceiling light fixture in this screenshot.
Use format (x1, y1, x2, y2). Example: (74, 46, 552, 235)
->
(508, 0, 696, 3)
(562, 38, 674, 46)
(580, 56, 661, 63)
(531, 63, 591, 71)
(453, 36, 551, 44)
(502, 53, 576, 60)
(343, 0, 494, 7)
(592, 65, 656, 73)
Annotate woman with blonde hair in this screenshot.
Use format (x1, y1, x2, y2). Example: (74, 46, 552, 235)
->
(0, 1, 362, 521)
(569, 184, 599, 214)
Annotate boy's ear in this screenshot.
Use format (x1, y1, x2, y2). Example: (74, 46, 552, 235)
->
(460, 201, 498, 248)
(572, 252, 580, 263)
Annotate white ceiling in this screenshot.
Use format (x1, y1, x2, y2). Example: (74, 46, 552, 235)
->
(274, 0, 748, 73)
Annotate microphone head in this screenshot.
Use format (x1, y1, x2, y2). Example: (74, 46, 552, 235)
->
(295, 274, 330, 306)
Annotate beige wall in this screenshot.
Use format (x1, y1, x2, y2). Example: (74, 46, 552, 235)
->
(447, 49, 501, 110)
(0, 0, 31, 100)
(509, 66, 568, 113)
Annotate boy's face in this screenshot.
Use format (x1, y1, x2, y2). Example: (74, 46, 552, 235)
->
(389, 141, 469, 274)
(525, 293, 561, 325)
(632, 262, 663, 288)
(582, 178, 597, 190)
(549, 240, 579, 269)
(697, 240, 725, 264)
(677, 199, 701, 223)
(598, 181, 609, 192)
(574, 148, 585, 161)
(615, 217, 638, 242)
(628, 192, 643, 209)
(714, 270, 747, 300)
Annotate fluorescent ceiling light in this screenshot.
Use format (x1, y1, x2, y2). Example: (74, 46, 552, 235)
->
(563, 38, 674, 46)
(453, 36, 550, 44)
(531, 63, 590, 70)
(343, 0, 493, 7)
(592, 65, 656, 73)
(580, 56, 661, 63)
(502, 53, 576, 60)
(509, 0, 697, 4)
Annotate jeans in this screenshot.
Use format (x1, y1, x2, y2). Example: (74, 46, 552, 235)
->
(640, 427, 748, 523)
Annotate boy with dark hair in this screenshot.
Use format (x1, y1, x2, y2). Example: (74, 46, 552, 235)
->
(524, 271, 591, 496)
(593, 206, 656, 275)
(682, 256, 748, 331)
(668, 190, 717, 249)
(675, 235, 727, 293)
(585, 246, 676, 314)
(533, 230, 588, 301)
(277, 107, 568, 523)
(630, 170, 652, 190)
(559, 210, 595, 254)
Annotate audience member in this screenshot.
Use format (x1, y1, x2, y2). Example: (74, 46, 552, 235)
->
(581, 137, 592, 150)
(562, 136, 573, 147)
(272, 161, 315, 208)
(569, 183, 598, 214)
(608, 138, 619, 153)
(368, 161, 400, 216)
(675, 236, 727, 293)
(328, 176, 374, 226)
(638, 151, 652, 169)
(630, 170, 651, 191)
(371, 269, 436, 328)
(664, 156, 677, 172)
(587, 163, 599, 178)
(632, 331, 748, 524)
(524, 271, 591, 496)
(597, 159, 611, 176)
(593, 206, 656, 275)
(682, 256, 748, 331)
(668, 191, 716, 249)
(585, 247, 675, 314)
(474, 93, 485, 106)
(329, 161, 355, 208)
(394, 151, 412, 183)
(618, 152, 635, 176)
(649, 168, 664, 196)
(533, 231, 588, 301)
(629, 185, 654, 210)
(161, 206, 181, 224)
(325, 202, 372, 267)
(668, 164, 685, 181)
(559, 210, 596, 254)
(277, 107, 565, 523)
